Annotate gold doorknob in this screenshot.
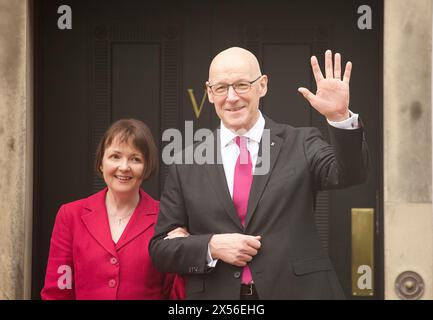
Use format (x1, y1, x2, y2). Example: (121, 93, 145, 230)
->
(403, 279, 415, 292)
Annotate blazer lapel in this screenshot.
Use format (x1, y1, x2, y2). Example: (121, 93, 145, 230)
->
(245, 117, 284, 228)
(204, 130, 243, 230)
(115, 189, 157, 251)
(81, 189, 118, 257)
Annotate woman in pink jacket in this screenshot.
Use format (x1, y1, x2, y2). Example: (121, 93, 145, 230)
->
(41, 119, 186, 300)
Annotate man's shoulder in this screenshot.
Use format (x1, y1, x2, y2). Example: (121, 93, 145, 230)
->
(264, 115, 321, 139)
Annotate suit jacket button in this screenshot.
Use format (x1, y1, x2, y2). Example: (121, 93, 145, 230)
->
(108, 279, 116, 288)
(234, 271, 241, 278)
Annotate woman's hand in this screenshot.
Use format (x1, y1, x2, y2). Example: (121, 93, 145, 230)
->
(164, 227, 190, 240)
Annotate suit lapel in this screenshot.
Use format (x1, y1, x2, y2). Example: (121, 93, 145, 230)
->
(81, 188, 157, 255)
(203, 119, 286, 230)
(245, 117, 284, 228)
(204, 130, 243, 230)
(81, 189, 118, 257)
(116, 189, 157, 251)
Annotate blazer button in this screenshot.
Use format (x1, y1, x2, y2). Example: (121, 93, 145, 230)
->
(234, 271, 241, 278)
(110, 257, 118, 265)
(108, 279, 116, 288)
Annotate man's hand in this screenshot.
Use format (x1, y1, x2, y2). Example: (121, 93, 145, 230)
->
(298, 50, 352, 122)
(164, 227, 190, 240)
(209, 234, 262, 267)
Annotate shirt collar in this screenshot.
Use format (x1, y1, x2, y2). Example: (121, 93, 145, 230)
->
(220, 110, 265, 147)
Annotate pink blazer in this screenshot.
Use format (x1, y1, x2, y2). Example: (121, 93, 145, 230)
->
(41, 188, 185, 300)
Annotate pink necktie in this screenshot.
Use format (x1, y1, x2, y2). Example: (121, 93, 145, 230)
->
(233, 136, 253, 284)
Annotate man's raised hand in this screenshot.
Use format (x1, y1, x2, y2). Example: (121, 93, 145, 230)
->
(298, 50, 352, 122)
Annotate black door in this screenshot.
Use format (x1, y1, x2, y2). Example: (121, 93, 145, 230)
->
(33, 0, 383, 299)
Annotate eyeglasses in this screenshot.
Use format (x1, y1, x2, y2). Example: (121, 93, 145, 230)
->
(208, 75, 262, 96)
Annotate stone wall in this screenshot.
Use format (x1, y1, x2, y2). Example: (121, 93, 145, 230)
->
(384, 0, 432, 299)
(0, 0, 32, 299)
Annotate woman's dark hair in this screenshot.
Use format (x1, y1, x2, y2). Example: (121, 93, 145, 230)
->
(95, 119, 159, 181)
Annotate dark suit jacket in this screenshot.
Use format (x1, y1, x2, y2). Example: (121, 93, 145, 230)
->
(149, 116, 368, 299)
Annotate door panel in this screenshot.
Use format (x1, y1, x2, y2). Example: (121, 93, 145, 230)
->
(111, 43, 161, 195)
(262, 44, 312, 127)
(33, 0, 383, 299)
